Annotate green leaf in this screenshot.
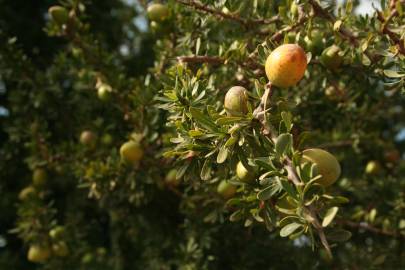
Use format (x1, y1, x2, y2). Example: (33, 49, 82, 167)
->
(280, 179, 298, 200)
(200, 159, 211, 180)
(195, 37, 201, 55)
(281, 111, 293, 132)
(224, 136, 237, 147)
(176, 162, 190, 180)
(257, 184, 279, 201)
(322, 207, 339, 227)
(216, 116, 244, 125)
(280, 222, 302, 237)
(333, 20, 342, 31)
(275, 133, 292, 156)
(189, 107, 218, 131)
(229, 209, 244, 222)
(217, 145, 228, 164)
(383, 69, 405, 78)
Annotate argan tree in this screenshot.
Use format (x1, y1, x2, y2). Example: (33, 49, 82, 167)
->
(0, 0, 404, 269)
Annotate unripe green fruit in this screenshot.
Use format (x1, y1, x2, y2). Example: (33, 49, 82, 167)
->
(304, 30, 324, 55)
(48, 6, 69, 25)
(236, 161, 255, 183)
(150, 21, 171, 35)
(120, 141, 144, 165)
(97, 85, 112, 101)
(18, 186, 36, 201)
(290, 2, 298, 17)
(80, 130, 97, 146)
(320, 45, 343, 70)
(52, 241, 69, 257)
(224, 86, 249, 116)
(217, 180, 237, 199)
(101, 134, 113, 145)
(27, 245, 51, 263)
(265, 44, 307, 88)
(365, 160, 382, 175)
(147, 4, 169, 22)
(165, 169, 180, 187)
(49, 226, 65, 239)
(302, 148, 341, 187)
(32, 168, 47, 187)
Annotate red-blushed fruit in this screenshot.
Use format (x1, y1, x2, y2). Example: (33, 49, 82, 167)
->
(147, 4, 169, 22)
(32, 168, 47, 187)
(48, 6, 69, 25)
(224, 86, 249, 116)
(302, 148, 341, 187)
(320, 45, 343, 70)
(365, 160, 382, 175)
(217, 180, 237, 199)
(18, 186, 36, 201)
(80, 130, 97, 146)
(27, 245, 51, 263)
(236, 161, 255, 183)
(265, 44, 307, 88)
(384, 149, 401, 163)
(120, 141, 144, 165)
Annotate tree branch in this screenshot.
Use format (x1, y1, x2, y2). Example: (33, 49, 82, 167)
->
(376, 8, 405, 55)
(336, 219, 405, 239)
(175, 0, 279, 27)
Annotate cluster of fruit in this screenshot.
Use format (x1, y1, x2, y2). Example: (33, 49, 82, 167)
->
(217, 44, 341, 199)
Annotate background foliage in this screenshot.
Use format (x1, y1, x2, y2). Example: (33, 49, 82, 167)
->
(0, 0, 404, 269)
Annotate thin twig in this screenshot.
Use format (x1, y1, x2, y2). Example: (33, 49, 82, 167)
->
(175, 0, 279, 27)
(336, 219, 405, 239)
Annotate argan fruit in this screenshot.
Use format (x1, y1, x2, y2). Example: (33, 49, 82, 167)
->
(302, 148, 341, 187)
(52, 241, 69, 257)
(217, 180, 237, 199)
(165, 169, 180, 187)
(18, 186, 36, 201)
(49, 226, 65, 239)
(27, 245, 51, 263)
(97, 84, 112, 101)
(101, 134, 113, 145)
(32, 168, 47, 187)
(265, 44, 307, 88)
(304, 30, 324, 55)
(120, 141, 144, 165)
(384, 149, 401, 163)
(147, 4, 169, 22)
(80, 130, 97, 146)
(320, 45, 343, 70)
(224, 86, 249, 116)
(236, 161, 255, 183)
(48, 6, 69, 25)
(365, 160, 382, 175)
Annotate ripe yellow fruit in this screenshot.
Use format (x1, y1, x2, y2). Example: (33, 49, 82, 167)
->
(32, 168, 47, 187)
(320, 45, 343, 70)
(48, 6, 69, 25)
(147, 4, 169, 22)
(224, 86, 249, 116)
(120, 141, 144, 165)
(18, 186, 36, 201)
(217, 180, 237, 199)
(80, 130, 97, 146)
(27, 245, 51, 263)
(365, 160, 382, 175)
(302, 148, 341, 187)
(236, 161, 255, 183)
(52, 241, 69, 257)
(265, 44, 307, 88)
(165, 169, 180, 187)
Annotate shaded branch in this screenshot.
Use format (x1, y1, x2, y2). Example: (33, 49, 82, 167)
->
(336, 219, 405, 239)
(175, 0, 279, 27)
(376, 7, 405, 55)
